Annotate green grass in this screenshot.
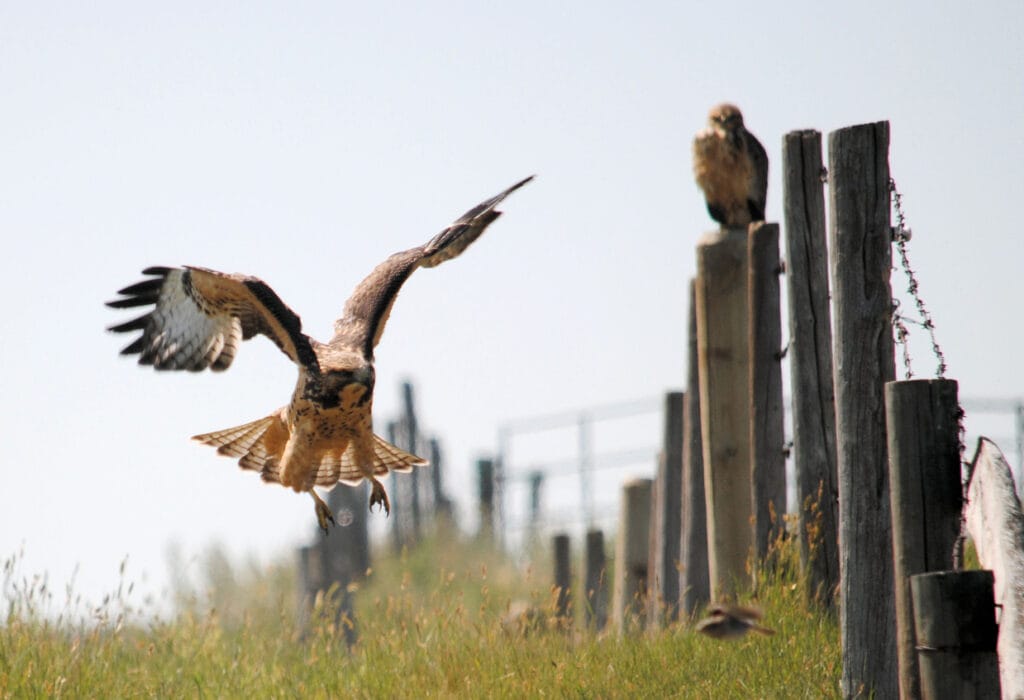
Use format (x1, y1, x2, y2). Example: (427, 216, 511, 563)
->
(2, 530, 840, 698)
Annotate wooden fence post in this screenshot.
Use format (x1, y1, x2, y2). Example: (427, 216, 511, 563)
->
(585, 529, 608, 631)
(910, 571, 1001, 699)
(553, 533, 572, 628)
(748, 222, 786, 564)
(696, 227, 753, 597)
(782, 129, 840, 609)
(965, 438, 1024, 697)
(886, 379, 962, 699)
(526, 470, 545, 548)
(829, 120, 897, 699)
(649, 391, 683, 628)
(613, 478, 652, 634)
(326, 480, 369, 647)
(296, 544, 323, 638)
(477, 458, 495, 541)
(387, 420, 407, 553)
(680, 279, 709, 616)
(429, 438, 453, 522)
(400, 381, 422, 544)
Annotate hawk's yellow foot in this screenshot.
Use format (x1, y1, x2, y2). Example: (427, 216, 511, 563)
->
(369, 478, 390, 516)
(310, 490, 335, 535)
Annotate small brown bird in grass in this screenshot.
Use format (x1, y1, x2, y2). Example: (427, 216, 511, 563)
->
(696, 604, 776, 640)
(692, 103, 768, 227)
(107, 176, 532, 534)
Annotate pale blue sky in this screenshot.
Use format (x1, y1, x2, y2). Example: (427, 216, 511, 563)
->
(2, 2, 1022, 610)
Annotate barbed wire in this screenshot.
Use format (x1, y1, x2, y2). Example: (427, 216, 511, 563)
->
(889, 178, 971, 568)
(890, 179, 948, 380)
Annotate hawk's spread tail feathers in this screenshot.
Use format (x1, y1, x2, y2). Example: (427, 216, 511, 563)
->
(192, 413, 427, 490)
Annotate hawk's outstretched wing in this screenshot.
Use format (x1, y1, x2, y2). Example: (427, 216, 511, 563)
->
(329, 175, 533, 359)
(745, 130, 769, 222)
(106, 266, 319, 372)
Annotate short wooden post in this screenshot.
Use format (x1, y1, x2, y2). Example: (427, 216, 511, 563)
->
(680, 279, 710, 616)
(829, 120, 897, 699)
(613, 478, 652, 634)
(910, 571, 1000, 700)
(553, 533, 572, 627)
(585, 529, 608, 631)
(782, 129, 839, 609)
(477, 458, 495, 540)
(649, 391, 684, 628)
(748, 222, 786, 563)
(696, 227, 753, 596)
(886, 379, 963, 700)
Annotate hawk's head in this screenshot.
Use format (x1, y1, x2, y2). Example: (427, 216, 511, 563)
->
(302, 365, 375, 409)
(708, 103, 745, 134)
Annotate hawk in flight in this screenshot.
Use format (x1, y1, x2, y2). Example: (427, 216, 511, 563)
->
(692, 103, 768, 227)
(107, 176, 532, 533)
(695, 604, 775, 640)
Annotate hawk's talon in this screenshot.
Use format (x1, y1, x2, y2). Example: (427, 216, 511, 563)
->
(311, 490, 335, 535)
(369, 478, 391, 516)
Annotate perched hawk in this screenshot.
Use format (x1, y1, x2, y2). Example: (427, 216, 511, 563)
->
(107, 176, 532, 533)
(695, 604, 775, 640)
(692, 103, 768, 227)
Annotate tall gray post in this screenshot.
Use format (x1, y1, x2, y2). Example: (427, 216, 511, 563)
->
(649, 391, 683, 628)
(696, 227, 753, 596)
(748, 222, 786, 563)
(680, 279, 709, 616)
(829, 121, 897, 699)
(782, 129, 839, 609)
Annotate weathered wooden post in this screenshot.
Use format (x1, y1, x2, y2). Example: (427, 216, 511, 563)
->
(297, 480, 370, 645)
(910, 571, 1001, 699)
(323, 480, 370, 647)
(886, 379, 962, 699)
(649, 391, 683, 628)
(526, 470, 545, 548)
(477, 457, 495, 541)
(748, 222, 786, 563)
(428, 438, 453, 522)
(829, 120, 897, 698)
(400, 381, 422, 544)
(296, 544, 324, 637)
(680, 279, 710, 617)
(696, 227, 753, 596)
(553, 533, 572, 628)
(585, 529, 608, 631)
(782, 129, 839, 609)
(613, 478, 652, 634)
(387, 420, 407, 553)
(965, 438, 1024, 698)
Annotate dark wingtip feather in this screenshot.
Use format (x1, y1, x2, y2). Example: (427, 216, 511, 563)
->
(106, 295, 157, 309)
(119, 337, 146, 356)
(506, 174, 535, 194)
(116, 277, 164, 297)
(107, 315, 149, 334)
(141, 266, 173, 276)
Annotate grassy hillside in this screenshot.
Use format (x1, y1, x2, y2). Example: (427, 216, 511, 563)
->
(2, 531, 840, 698)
